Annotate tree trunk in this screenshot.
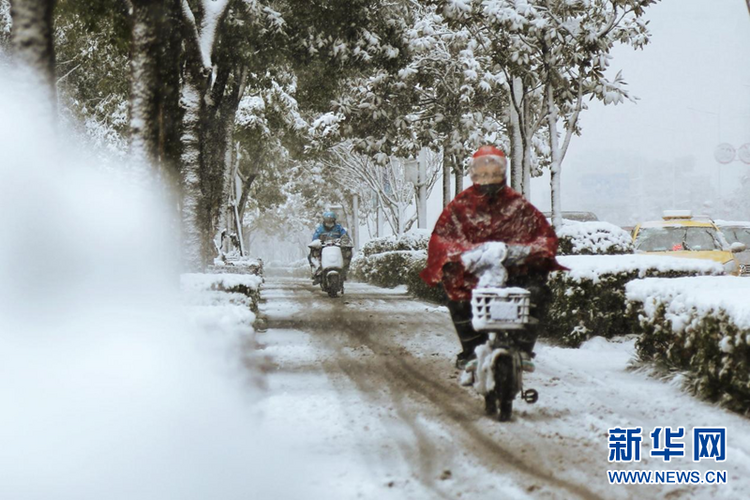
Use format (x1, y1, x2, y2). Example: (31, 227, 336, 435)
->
(442, 145, 451, 208)
(547, 82, 563, 230)
(202, 67, 246, 263)
(237, 173, 257, 224)
(180, 80, 205, 271)
(509, 77, 524, 193)
(10, 0, 56, 108)
(454, 157, 464, 195)
(214, 115, 236, 254)
(158, 0, 184, 190)
(129, 0, 164, 169)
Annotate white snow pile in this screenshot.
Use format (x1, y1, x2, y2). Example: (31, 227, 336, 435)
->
(557, 254, 723, 284)
(556, 220, 633, 255)
(461, 241, 508, 287)
(626, 276, 750, 332)
(360, 228, 431, 256)
(714, 219, 750, 227)
(0, 71, 300, 500)
(181, 274, 258, 340)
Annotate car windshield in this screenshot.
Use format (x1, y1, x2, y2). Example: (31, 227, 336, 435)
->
(635, 226, 725, 252)
(720, 227, 750, 247)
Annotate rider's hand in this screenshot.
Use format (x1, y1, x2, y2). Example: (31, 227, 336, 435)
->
(504, 244, 531, 266)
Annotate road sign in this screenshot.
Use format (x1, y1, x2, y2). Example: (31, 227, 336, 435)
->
(714, 143, 736, 164)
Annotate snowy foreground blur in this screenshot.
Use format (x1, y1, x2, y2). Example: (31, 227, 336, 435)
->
(0, 76, 308, 499)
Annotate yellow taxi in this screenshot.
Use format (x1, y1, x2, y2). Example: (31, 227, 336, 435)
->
(632, 211, 742, 275)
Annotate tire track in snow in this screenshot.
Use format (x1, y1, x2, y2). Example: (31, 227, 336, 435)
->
(262, 277, 604, 500)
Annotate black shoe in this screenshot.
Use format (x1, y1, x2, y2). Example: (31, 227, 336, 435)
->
(455, 351, 476, 370)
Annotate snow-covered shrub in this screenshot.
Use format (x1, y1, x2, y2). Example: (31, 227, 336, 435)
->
(404, 253, 448, 303)
(626, 277, 750, 413)
(208, 257, 264, 278)
(351, 251, 446, 302)
(352, 250, 426, 288)
(544, 255, 723, 347)
(181, 273, 263, 313)
(556, 220, 633, 255)
(361, 229, 431, 257)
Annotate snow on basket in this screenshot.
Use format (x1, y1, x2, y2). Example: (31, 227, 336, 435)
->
(471, 287, 530, 331)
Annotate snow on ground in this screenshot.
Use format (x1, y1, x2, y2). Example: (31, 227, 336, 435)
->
(626, 276, 750, 330)
(255, 275, 750, 499)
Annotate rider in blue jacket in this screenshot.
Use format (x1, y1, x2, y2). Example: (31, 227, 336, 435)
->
(309, 211, 352, 284)
(313, 211, 348, 241)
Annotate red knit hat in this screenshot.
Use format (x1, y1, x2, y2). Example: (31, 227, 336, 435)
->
(472, 145, 506, 159)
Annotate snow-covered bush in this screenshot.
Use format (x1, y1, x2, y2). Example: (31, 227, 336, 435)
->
(181, 273, 263, 313)
(352, 250, 426, 288)
(353, 230, 431, 287)
(626, 277, 750, 413)
(556, 220, 633, 255)
(209, 257, 264, 278)
(360, 229, 431, 257)
(544, 255, 723, 347)
(404, 253, 448, 303)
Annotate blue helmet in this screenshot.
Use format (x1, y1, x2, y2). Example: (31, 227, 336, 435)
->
(323, 211, 337, 222)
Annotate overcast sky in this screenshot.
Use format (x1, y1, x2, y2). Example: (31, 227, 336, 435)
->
(528, 0, 750, 221)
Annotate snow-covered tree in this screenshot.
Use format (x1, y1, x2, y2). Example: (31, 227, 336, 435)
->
(321, 142, 442, 234)
(309, 4, 505, 206)
(437, 0, 657, 227)
(8, 0, 57, 107)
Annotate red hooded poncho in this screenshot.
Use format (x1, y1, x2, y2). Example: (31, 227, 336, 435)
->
(420, 184, 566, 301)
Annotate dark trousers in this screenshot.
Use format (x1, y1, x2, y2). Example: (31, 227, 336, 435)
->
(447, 272, 551, 356)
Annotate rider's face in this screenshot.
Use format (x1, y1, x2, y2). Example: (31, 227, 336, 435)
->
(324, 219, 335, 229)
(470, 157, 506, 185)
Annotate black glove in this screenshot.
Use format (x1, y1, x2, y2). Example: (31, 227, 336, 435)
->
(504, 244, 531, 266)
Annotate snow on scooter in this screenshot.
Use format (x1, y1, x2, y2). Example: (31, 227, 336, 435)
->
(308, 236, 346, 298)
(460, 242, 539, 422)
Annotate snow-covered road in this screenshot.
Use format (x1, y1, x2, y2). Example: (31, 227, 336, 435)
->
(253, 276, 750, 500)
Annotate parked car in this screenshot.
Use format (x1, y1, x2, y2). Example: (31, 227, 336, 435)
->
(715, 220, 750, 276)
(632, 210, 743, 276)
(541, 211, 599, 222)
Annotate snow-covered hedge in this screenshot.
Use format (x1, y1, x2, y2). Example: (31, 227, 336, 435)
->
(351, 232, 447, 302)
(181, 273, 263, 313)
(556, 220, 633, 255)
(360, 229, 431, 257)
(544, 255, 723, 347)
(404, 253, 448, 303)
(626, 277, 750, 412)
(352, 250, 426, 288)
(208, 257, 264, 278)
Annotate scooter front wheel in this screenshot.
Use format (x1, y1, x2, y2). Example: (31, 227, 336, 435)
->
(327, 274, 339, 297)
(492, 355, 516, 422)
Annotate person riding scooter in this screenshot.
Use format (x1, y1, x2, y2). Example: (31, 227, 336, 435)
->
(419, 145, 566, 370)
(309, 211, 352, 284)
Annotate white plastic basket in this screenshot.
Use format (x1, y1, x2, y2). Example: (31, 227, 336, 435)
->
(471, 287, 530, 331)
